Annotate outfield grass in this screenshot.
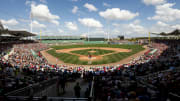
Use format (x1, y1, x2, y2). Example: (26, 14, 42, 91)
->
(47, 44, 144, 65)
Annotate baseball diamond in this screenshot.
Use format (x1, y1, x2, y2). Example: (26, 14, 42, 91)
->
(43, 44, 145, 65)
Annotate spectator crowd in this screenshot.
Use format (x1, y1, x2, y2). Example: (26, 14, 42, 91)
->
(1, 39, 180, 101)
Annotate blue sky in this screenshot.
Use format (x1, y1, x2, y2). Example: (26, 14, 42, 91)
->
(0, 0, 180, 38)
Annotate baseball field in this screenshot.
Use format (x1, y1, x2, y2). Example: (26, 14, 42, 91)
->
(45, 44, 145, 65)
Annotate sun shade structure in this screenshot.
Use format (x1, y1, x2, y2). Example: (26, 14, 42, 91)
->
(0, 30, 36, 37)
(151, 29, 180, 36)
(168, 29, 180, 36)
(0, 21, 36, 37)
(7, 30, 36, 37)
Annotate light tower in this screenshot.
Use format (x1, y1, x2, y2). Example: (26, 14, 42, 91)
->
(148, 32, 151, 45)
(88, 25, 90, 42)
(30, 11, 33, 33)
(30, 11, 33, 40)
(40, 30, 42, 42)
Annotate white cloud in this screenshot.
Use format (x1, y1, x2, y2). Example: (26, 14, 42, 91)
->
(172, 25, 180, 29)
(80, 34, 87, 37)
(71, 0, 79, 2)
(31, 4, 60, 25)
(32, 20, 46, 28)
(133, 19, 141, 24)
(157, 21, 168, 27)
(112, 23, 120, 27)
(18, 28, 29, 31)
(65, 22, 78, 31)
(99, 8, 139, 20)
(142, 0, 166, 5)
(103, 2, 111, 7)
(87, 28, 107, 37)
(1, 19, 19, 26)
(84, 3, 98, 12)
(3, 25, 8, 29)
(72, 6, 78, 14)
(78, 18, 103, 28)
(25, 0, 36, 5)
(127, 23, 147, 34)
(19, 19, 30, 23)
(94, 28, 105, 34)
(171, 25, 180, 29)
(149, 21, 180, 33)
(114, 20, 147, 36)
(112, 29, 121, 34)
(148, 3, 180, 22)
(58, 29, 64, 33)
(40, 0, 47, 3)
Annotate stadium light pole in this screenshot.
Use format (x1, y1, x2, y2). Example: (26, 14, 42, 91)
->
(30, 11, 33, 33)
(40, 30, 42, 42)
(108, 21, 110, 42)
(105, 20, 110, 42)
(30, 11, 33, 40)
(148, 32, 151, 45)
(88, 25, 90, 42)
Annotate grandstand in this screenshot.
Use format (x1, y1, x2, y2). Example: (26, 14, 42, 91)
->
(2, 0, 180, 100)
(1, 21, 180, 101)
(0, 22, 35, 43)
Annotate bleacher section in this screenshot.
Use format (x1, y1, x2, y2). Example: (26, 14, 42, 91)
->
(41, 40, 85, 44)
(37, 36, 108, 44)
(37, 36, 82, 40)
(41, 40, 107, 44)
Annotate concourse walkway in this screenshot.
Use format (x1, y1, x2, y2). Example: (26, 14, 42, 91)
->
(38, 78, 89, 98)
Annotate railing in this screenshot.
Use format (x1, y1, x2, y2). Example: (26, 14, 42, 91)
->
(5, 96, 89, 101)
(137, 67, 180, 100)
(168, 92, 180, 101)
(4, 76, 95, 101)
(89, 77, 95, 101)
(138, 67, 180, 81)
(137, 68, 180, 90)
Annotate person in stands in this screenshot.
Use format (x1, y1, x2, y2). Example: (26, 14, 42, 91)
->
(74, 82, 81, 98)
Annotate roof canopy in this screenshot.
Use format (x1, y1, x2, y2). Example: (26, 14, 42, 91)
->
(8, 30, 36, 37)
(152, 29, 180, 36)
(0, 29, 36, 37)
(0, 21, 36, 37)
